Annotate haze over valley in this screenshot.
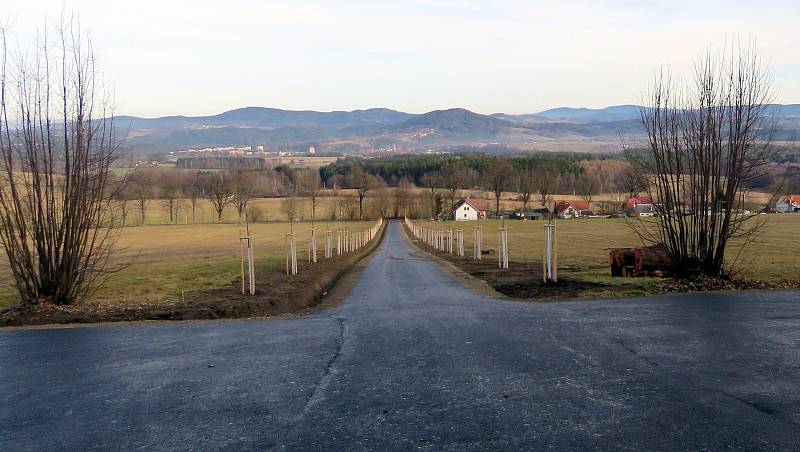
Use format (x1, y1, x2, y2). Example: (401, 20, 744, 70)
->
(119, 104, 800, 155)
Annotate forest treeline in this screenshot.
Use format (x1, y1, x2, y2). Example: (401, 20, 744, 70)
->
(120, 149, 799, 224)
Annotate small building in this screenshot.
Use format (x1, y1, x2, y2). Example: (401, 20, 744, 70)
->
(554, 200, 590, 219)
(776, 195, 800, 213)
(624, 197, 656, 217)
(451, 197, 488, 221)
(513, 207, 550, 220)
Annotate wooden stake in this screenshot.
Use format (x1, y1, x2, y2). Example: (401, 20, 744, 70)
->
(240, 230, 245, 295)
(553, 219, 558, 282)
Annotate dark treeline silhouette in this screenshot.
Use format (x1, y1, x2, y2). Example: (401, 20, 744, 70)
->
(320, 153, 590, 188)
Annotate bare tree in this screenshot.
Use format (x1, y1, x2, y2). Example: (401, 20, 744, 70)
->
(230, 169, 256, 223)
(483, 157, 513, 215)
(420, 172, 439, 217)
(347, 167, 382, 220)
(340, 196, 357, 220)
(619, 165, 647, 199)
(182, 171, 204, 223)
(577, 175, 596, 204)
(532, 162, 559, 210)
(129, 168, 155, 225)
(393, 177, 413, 217)
(628, 42, 779, 278)
(297, 168, 322, 222)
(159, 171, 182, 224)
(439, 162, 465, 211)
(373, 186, 391, 219)
(282, 195, 299, 221)
(0, 21, 122, 306)
(111, 176, 134, 227)
(203, 172, 233, 222)
(516, 167, 535, 208)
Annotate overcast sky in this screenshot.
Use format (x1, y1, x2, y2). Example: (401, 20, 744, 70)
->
(4, 0, 799, 117)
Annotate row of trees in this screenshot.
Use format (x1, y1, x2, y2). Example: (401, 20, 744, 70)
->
(119, 155, 651, 226)
(325, 154, 650, 217)
(118, 167, 326, 224)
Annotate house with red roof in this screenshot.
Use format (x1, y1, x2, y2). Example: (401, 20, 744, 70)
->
(776, 195, 800, 213)
(624, 197, 656, 217)
(451, 197, 487, 221)
(554, 200, 590, 219)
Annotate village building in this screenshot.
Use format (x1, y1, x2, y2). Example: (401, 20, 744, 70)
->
(451, 197, 488, 221)
(554, 200, 590, 219)
(513, 207, 550, 220)
(776, 195, 800, 213)
(624, 197, 656, 217)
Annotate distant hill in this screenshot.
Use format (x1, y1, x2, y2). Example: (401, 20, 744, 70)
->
(116, 107, 412, 131)
(531, 105, 641, 123)
(118, 103, 800, 153)
(391, 108, 514, 134)
(497, 103, 800, 124)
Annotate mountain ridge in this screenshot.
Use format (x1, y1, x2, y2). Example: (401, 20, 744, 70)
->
(117, 104, 800, 153)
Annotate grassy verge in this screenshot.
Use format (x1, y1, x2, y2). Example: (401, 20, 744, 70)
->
(406, 215, 800, 301)
(0, 220, 381, 324)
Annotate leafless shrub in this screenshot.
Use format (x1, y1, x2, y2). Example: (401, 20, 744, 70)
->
(628, 41, 781, 278)
(0, 20, 122, 306)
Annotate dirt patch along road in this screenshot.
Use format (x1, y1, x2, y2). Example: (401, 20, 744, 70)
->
(2, 222, 800, 449)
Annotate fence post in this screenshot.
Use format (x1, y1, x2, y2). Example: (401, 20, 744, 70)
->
(247, 236, 255, 294)
(286, 232, 297, 275)
(474, 225, 482, 260)
(448, 228, 453, 254)
(240, 232, 255, 295)
(325, 230, 332, 258)
(544, 221, 558, 283)
(498, 226, 508, 269)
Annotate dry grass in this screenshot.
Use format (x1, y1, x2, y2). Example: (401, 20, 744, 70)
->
(0, 220, 373, 309)
(414, 214, 800, 282)
(121, 195, 365, 225)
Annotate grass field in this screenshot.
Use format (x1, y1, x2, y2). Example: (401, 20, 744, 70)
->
(117, 193, 376, 225)
(0, 220, 374, 309)
(413, 214, 800, 282)
(3, 208, 798, 310)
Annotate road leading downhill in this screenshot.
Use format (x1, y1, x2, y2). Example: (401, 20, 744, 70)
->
(2, 221, 799, 449)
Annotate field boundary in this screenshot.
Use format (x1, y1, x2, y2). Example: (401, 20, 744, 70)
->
(401, 222, 507, 300)
(0, 222, 388, 328)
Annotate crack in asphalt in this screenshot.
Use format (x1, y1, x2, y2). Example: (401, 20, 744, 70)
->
(586, 319, 800, 433)
(304, 316, 348, 411)
(715, 390, 800, 431)
(277, 315, 349, 449)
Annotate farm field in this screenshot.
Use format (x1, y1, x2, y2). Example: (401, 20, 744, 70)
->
(412, 214, 800, 285)
(116, 195, 364, 225)
(0, 220, 374, 309)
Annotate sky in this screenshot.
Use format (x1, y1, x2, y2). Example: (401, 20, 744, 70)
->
(3, 0, 799, 118)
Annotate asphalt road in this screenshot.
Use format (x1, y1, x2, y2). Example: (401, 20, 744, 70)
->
(2, 222, 800, 450)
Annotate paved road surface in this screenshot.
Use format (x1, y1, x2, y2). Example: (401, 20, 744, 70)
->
(2, 222, 800, 450)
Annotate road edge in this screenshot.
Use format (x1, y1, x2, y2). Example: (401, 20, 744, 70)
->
(400, 222, 508, 300)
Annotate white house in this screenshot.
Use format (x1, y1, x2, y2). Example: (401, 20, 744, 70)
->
(554, 200, 589, 219)
(776, 195, 800, 213)
(451, 198, 488, 221)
